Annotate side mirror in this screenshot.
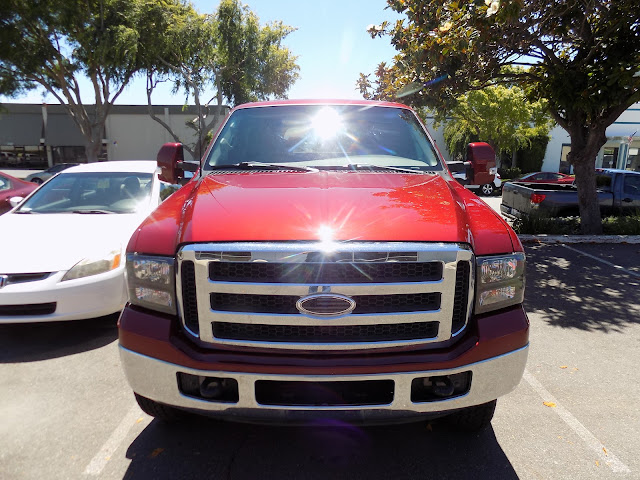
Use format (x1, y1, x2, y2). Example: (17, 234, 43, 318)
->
(156, 143, 199, 184)
(9, 196, 24, 208)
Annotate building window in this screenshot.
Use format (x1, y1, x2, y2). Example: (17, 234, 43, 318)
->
(559, 144, 572, 174)
(626, 147, 639, 172)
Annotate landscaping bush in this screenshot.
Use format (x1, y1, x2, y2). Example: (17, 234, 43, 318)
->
(517, 135, 549, 174)
(498, 167, 522, 180)
(513, 212, 640, 235)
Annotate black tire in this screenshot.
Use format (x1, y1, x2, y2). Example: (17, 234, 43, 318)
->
(446, 400, 497, 432)
(480, 183, 495, 196)
(134, 393, 184, 422)
(32, 178, 43, 184)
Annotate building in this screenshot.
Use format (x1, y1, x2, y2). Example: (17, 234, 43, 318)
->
(424, 103, 640, 173)
(0, 103, 230, 170)
(545, 105, 640, 174)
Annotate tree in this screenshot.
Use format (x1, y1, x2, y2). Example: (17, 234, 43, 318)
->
(436, 85, 554, 164)
(0, 0, 191, 162)
(144, 0, 299, 160)
(360, 0, 640, 234)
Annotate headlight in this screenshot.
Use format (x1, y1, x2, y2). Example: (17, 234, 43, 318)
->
(475, 253, 525, 314)
(126, 254, 176, 315)
(61, 248, 122, 281)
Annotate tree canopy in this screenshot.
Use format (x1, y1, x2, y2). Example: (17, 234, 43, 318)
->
(144, 0, 300, 160)
(433, 84, 553, 163)
(0, 0, 193, 162)
(360, 0, 640, 233)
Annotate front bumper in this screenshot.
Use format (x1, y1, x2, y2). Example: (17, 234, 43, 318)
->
(0, 268, 127, 323)
(119, 305, 529, 422)
(121, 344, 528, 423)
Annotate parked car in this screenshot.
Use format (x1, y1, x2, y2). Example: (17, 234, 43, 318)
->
(515, 171, 575, 184)
(24, 163, 79, 184)
(0, 172, 38, 215)
(0, 161, 181, 323)
(501, 169, 640, 217)
(119, 100, 528, 432)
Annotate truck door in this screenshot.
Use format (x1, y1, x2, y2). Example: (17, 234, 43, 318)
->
(621, 174, 640, 212)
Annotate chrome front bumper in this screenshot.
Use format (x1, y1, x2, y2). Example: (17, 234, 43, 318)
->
(120, 344, 528, 422)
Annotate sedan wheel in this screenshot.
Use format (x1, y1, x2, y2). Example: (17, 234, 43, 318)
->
(481, 183, 494, 196)
(32, 178, 43, 184)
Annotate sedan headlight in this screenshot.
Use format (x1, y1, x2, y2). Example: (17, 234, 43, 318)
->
(61, 248, 122, 281)
(126, 254, 176, 315)
(475, 253, 525, 314)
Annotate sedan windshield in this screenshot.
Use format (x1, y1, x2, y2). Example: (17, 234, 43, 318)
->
(204, 105, 442, 172)
(15, 172, 153, 214)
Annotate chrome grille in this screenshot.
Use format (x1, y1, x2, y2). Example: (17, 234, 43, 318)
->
(176, 242, 473, 350)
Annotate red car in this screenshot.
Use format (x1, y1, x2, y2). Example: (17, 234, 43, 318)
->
(516, 171, 575, 184)
(0, 172, 38, 215)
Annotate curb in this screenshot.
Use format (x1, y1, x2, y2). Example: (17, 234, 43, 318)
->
(517, 235, 640, 244)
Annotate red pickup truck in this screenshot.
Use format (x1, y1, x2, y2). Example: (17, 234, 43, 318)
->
(119, 100, 528, 431)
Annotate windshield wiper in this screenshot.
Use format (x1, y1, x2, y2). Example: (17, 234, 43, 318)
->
(70, 209, 114, 214)
(208, 162, 318, 173)
(346, 163, 432, 174)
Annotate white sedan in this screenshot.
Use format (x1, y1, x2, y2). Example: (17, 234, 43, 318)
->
(0, 161, 179, 323)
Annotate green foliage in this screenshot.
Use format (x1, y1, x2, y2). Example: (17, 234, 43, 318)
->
(362, 0, 640, 234)
(513, 213, 640, 235)
(0, 0, 193, 161)
(517, 135, 549, 173)
(438, 84, 553, 162)
(216, 0, 299, 105)
(498, 167, 521, 180)
(144, 0, 299, 158)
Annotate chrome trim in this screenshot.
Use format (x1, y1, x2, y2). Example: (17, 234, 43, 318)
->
(120, 344, 528, 414)
(176, 242, 474, 350)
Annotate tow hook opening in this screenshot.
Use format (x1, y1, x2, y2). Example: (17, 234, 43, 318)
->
(410, 372, 472, 403)
(177, 373, 239, 403)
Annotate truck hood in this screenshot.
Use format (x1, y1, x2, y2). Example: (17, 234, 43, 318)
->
(140, 171, 514, 254)
(0, 213, 146, 274)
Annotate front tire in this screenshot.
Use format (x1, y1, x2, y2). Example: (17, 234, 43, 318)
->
(134, 393, 184, 422)
(446, 400, 497, 432)
(32, 178, 43, 184)
(480, 183, 495, 196)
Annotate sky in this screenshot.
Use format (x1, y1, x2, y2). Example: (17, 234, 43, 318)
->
(1, 0, 405, 106)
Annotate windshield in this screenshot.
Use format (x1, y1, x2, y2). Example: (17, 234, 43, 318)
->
(204, 105, 442, 172)
(15, 172, 153, 214)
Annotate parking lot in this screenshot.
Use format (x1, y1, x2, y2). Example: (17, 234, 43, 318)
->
(1, 241, 639, 480)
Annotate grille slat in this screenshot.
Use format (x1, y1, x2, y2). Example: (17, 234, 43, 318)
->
(213, 321, 439, 343)
(181, 261, 199, 334)
(452, 261, 471, 333)
(209, 261, 442, 284)
(210, 292, 441, 314)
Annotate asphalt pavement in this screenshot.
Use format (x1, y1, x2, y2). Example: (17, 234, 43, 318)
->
(1, 241, 639, 479)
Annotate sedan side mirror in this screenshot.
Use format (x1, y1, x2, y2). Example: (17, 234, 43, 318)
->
(9, 196, 24, 208)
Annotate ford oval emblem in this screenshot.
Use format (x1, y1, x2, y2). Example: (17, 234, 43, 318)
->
(296, 293, 356, 318)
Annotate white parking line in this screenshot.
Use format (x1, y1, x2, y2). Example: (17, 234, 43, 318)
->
(523, 370, 630, 473)
(562, 244, 640, 279)
(84, 404, 142, 476)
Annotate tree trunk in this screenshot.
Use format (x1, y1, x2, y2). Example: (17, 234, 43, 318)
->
(567, 126, 607, 234)
(85, 129, 103, 163)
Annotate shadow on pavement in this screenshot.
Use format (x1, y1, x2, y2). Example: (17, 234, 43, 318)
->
(0, 314, 119, 363)
(123, 416, 518, 480)
(524, 244, 640, 332)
